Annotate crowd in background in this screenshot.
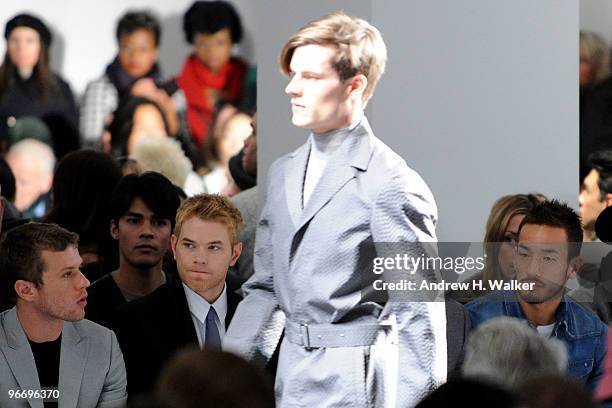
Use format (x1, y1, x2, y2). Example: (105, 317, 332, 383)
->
(2, 6, 612, 407)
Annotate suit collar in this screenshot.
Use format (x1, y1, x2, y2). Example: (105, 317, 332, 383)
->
(295, 116, 375, 232)
(2, 308, 43, 408)
(2, 308, 89, 408)
(59, 322, 87, 408)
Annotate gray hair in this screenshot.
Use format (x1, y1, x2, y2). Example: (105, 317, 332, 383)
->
(130, 136, 192, 189)
(6, 138, 56, 175)
(462, 316, 567, 389)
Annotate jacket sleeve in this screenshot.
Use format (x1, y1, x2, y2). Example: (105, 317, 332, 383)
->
(97, 330, 127, 408)
(371, 166, 447, 407)
(223, 164, 285, 366)
(79, 77, 117, 147)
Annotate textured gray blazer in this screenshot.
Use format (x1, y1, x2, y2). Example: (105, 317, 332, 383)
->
(0, 307, 127, 408)
(224, 117, 445, 407)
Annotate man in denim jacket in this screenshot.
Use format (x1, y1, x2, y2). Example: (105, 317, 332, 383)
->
(466, 200, 607, 390)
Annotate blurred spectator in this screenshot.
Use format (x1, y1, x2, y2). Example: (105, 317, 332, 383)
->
(415, 378, 521, 408)
(522, 375, 598, 408)
(5, 138, 54, 219)
(155, 348, 274, 408)
(0, 14, 78, 150)
(203, 107, 252, 193)
(580, 150, 612, 242)
(226, 113, 257, 282)
(130, 136, 204, 196)
(580, 31, 610, 91)
(462, 317, 567, 389)
(447, 193, 546, 303)
(467, 200, 608, 390)
(106, 96, 169, 159)
(44, 150, 123, 281)
(80, 11, 185, 148)
(177, 1, 248, 147)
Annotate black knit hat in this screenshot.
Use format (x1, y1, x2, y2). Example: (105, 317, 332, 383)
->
(4, 13, 52, 47)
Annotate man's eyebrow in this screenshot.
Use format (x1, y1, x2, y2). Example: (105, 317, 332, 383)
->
(123, 212, 143, 218)
(541, 247, 560, 254)
(181, 238, 195, 243)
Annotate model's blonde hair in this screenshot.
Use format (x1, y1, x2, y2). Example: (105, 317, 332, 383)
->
(279, 11, 387, 104)
(175, 194, 243, 244)
(580, 31, 611, 85)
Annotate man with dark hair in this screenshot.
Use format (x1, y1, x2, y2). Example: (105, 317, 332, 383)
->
(0, 223, 127, 407)
(110, 194, 243, 398)
(80, 10, 183, 147)
(580, 150, 612, 241)
(86, 172, 180, 325)
(467, 200, 608, 390)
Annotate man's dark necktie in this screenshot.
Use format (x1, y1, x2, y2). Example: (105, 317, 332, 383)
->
(205, 306, 221, 350)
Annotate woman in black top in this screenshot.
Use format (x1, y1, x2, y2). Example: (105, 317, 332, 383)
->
(0, 13, 78, 157)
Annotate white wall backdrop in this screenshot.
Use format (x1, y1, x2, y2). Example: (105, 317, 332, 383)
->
(581, 0, 612, 41)
(0, 0, 256, 96)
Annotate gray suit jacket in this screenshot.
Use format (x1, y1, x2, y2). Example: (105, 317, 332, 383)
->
(225, 117, 443, 407)
(0, 307, 127, 408)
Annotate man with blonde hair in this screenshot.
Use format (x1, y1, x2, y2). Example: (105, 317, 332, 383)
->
(224, 11, 443, 407)
(110, 194, 243, 398)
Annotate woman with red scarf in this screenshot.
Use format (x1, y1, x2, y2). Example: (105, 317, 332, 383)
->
(177, 1, 248, 148)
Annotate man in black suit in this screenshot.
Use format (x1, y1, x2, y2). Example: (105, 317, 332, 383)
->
(110, 194, 243, 399)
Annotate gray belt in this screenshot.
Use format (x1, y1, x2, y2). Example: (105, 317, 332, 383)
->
(285, 320, 388, 348)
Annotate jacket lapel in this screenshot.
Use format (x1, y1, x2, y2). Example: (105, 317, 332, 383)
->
(2, 308, 44, 408)
(59, 322, 88, 408)
(284, 142, 310, 228)
(296, 118, 374, 233)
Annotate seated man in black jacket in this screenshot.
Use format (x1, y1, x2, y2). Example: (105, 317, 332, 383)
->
(110, 194, 243, 399)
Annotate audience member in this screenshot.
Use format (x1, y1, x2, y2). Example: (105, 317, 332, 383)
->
(415, 378, 521, 408)
(521, 375, 599, 408)
(110, 194, 243, 398)
(447, 193, 546, 303)
(581, 150, 612, 242)
(86, 171, 180, 325)
(202, 108, 252, 193)
(0, 223, 127, 407)
(155, 348, 274, 408)
(462, 316, 567, 388)
(44, 150, 123, 281)
(580, 31, 611, 91)
(226, 113, 257, 282)
(177, 1, 248, 147)
(130, 136, 204, 196)
(466, 200, 607, 390)
(106, 96, 169, 159)
(5, 138, 55, 219)
(0, 13, 78, 150)
(80, 11, 184, 147)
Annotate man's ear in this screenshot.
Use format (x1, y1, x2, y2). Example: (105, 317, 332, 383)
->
(14, 280, 38, 303)
(229, 242, 243, 267)
(347, 74, 368, 99)
(170, 234, 178, 260)
(110, 220, 120, 240)
(604, 193, 612, 207)
(568, 256, 582, 280)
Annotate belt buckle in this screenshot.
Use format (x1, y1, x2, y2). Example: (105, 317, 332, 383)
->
(300, 323, 312, 349)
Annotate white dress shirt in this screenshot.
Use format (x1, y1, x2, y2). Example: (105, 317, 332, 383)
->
(182, 283, 228, 348)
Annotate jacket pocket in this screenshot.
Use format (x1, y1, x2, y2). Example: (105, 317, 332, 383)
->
(568, 359, 594, 381)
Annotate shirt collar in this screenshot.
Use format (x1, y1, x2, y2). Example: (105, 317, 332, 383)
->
(501, 290, 571, 335)
(182, 282, 228, 326)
